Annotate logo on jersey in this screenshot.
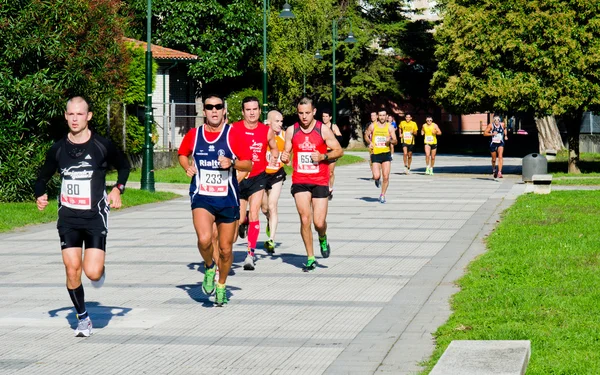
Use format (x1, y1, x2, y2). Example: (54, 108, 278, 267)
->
(61, 161, 93, 179)
(218, 149, 225, 157)
(299, 136, 316, 151)
(209, 145, 215, 152)
(84, 154, 92, 160)
(197, 159, 221, 169)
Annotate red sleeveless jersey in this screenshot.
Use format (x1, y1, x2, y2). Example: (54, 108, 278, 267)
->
(291, 121, 329, 186)
(232, 120, 269, 178)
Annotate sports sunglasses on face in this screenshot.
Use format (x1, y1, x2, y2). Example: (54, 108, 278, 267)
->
(205, 104, 224, 110)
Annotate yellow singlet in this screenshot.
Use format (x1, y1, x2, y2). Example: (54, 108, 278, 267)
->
(422, 123, 438, 145)
(266, 133, 285, 174)
(372, 122, 391, 154)
(400, 121, 418, 145)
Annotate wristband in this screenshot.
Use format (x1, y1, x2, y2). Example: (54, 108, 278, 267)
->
(114, 183, 125, 194)
(323, 153, 329, 161)
(231, 158, 236, 168)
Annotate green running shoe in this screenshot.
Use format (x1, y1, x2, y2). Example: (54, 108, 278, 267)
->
(302, 258, 318, 272)
(319, 236, 330, 258)
(264, 239, 275, 254)
(202, 263, 216, 295)
(215, 285, 228, 307)
(266, 221, 271, 238)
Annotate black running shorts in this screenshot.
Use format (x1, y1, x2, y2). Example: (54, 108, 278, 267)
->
(402, 143, 414, 153)
(425, 144, 438, 150)
(370, 152, 392, 164)
(58, 226, 107, 251)
(291, 184, 330, 198)
(239, 172, 268, 200)
(265, 168, 286, 191)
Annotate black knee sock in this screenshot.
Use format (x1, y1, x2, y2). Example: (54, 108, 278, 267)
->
(67, 284, 87, 320)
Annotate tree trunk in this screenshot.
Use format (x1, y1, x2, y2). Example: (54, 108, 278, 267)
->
(534, 115, 564, 153)
(346, 103, 366, 149)
(563, 112, 582, 174)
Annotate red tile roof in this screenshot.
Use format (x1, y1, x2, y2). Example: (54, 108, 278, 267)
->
(123, 37, 198, 61)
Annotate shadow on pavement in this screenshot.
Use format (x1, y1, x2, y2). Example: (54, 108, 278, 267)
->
(423, 165, 522, 175)
(176, 282, 241, 307)
(48, 302, 132, 329)
(356, 196, 381, 203)
(272, 252, 329, 272)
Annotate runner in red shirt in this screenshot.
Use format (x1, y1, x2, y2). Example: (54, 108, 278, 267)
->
(280, 97, 343, 272)
(178, 94, 252, 306)
(231, 96, 279, 271)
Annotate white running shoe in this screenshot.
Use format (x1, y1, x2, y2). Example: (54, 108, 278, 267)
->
(243, 254, 255, 271)
(91, 267, 105, 288)
(74, 317, 93, 337)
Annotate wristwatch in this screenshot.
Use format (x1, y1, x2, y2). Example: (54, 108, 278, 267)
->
(323, 153, 329, 161)
(114, 183, 125, 194)
(231, 158, 236, 168)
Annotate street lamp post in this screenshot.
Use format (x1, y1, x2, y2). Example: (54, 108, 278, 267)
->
(141, 0, 155, 192)
(263, 2, 295, 121)
(331, 19, 356, 125)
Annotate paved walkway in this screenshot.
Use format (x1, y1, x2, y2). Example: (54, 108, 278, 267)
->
(0, 153, 525, 374)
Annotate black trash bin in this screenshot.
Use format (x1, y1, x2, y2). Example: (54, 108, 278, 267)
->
(522, 153, 548, 182)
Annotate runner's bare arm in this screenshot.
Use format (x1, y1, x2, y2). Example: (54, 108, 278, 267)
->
(267, 128, 279, 167)
(483, 124, 493, 136)
(322, 124, 344, 160)
(280, 126, 294, 164)
(178, 154, 197, 178)
(435, 124, 442, 135)
(332, 124, 343, 136)
(219, 156, 252, 172)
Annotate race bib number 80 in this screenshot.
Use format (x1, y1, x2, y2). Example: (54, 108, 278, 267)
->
(199, 169, 229, 196)
(296, 152, 318, 174)
(60, 180, 91, 210)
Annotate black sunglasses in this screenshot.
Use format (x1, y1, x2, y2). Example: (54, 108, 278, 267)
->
(205, 103, 224, 110)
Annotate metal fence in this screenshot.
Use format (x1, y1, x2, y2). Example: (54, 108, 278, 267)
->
(106, 101, 203, 152)
(580, 112, 600, 134)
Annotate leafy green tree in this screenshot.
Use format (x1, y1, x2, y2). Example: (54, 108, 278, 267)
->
(125, 0, 262, 84)
(0, 0, 129, 202)
(432, 0, 600, 172)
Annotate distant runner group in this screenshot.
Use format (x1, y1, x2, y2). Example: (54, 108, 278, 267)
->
(35, 95, 507, 337)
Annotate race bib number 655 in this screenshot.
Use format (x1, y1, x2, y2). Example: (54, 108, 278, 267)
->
(296, 152, 318, 174)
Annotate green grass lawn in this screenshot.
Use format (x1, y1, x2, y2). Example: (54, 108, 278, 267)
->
(422, 191, 600, 374)
(111, 153, 367, 183)
(548, 151, 600, 185)
(0, 189, 180, 233)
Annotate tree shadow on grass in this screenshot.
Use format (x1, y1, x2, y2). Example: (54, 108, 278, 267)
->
(48, 301, 132, 329)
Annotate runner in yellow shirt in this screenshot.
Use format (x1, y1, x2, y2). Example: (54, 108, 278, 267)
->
(364, 111, 377, 180)
(364, 109, 398, 203)
(421, 116, 441, 175)
(399, 114, 418, 174)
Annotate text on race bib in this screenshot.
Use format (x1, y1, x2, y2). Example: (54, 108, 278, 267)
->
(60, 179, 91, 210)
(375, 136, 387, 147)
(198, 169, 229, 196)
(492, 134, 503, 143)
(425, 135, 434, 143)
(296, 152, 318, 174)
(403, 131, 413, 141)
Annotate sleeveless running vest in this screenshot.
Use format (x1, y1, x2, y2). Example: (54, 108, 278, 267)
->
(490, 123, 505, 145)
(190, 125, 240, 207)
(266, 132, 285, 174)
(291, 121, 329, 186)
(372, 122, 392, 154)
(423, 123, 438, 145)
